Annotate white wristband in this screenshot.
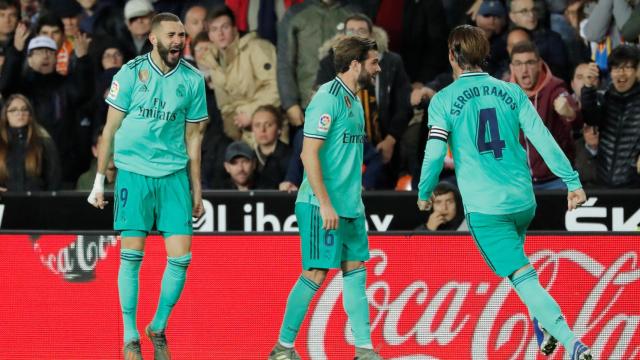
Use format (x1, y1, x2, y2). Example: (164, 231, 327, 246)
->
(93, 173, 106, 193)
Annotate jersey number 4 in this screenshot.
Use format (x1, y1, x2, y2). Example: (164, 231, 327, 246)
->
(476, 108, 506, 159)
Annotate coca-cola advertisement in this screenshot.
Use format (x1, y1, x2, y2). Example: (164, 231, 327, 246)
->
(0, 234, 638, 359)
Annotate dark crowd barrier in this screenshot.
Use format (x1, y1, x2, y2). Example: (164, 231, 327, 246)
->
(1, 233, 638, 359)
(0, 190, 638, 232)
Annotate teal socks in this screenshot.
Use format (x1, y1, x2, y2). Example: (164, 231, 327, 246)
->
(510, 266, 577, 349)
(278, 275, 320, 345)
(149, 253, 192, 332)
(342, 267, 372, 348)
(118, 249, 144, 343)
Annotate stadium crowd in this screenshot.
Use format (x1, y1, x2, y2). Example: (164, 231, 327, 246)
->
(0, 0, 638, 192)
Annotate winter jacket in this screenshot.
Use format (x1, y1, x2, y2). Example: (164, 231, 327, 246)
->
(201, 32, 281, 145)
(2, 126, 61, 191)
(2, 46, 93, 184)
(255, 140, 292, 189)
(510, 61, 580, 183)
(581, 83, 640, 188)
(276, 0, 357, 110)
(315, 26, 412, 143)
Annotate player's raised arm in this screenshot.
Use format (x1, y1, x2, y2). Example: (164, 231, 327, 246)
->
(88, 105, 125, 209)
(517, 87, 586, 209)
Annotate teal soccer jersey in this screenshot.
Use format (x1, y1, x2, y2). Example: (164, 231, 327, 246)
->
(296, 77, 365, 218)
(106, 53, 208, 177)
(418, 72, 581, 215)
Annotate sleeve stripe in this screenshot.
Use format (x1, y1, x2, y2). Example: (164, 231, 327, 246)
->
(186, 116, 208, 122)
(428, 136, 448, 143)
(428, 126, 449, 141)
(105, 100, 127, 113)
(303, 133, 327, 140)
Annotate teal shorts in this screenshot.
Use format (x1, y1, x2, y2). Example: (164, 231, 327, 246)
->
(296, 202, 370, 270)
(114, 168, 192, 236)
(466, 206, 536, 278)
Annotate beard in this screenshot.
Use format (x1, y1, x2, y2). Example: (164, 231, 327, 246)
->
(157, 40, 183, 68)
(357, 68, 375, 88)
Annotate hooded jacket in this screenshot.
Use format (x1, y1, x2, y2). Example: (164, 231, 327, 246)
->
(315, 26, 412, 143)
(510, 61, 580, 183)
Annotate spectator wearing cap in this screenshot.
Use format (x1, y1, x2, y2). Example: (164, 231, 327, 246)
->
(118, 0, 153, 60)
(222, 140, 258, 190)
(201, 5, 282, 146)
(0, 0, 18, 53)
(2, 35, 93, 187)
(35, 12, 84, 76)
(277, 0, 356, 130)
(475, 1, 509, 78)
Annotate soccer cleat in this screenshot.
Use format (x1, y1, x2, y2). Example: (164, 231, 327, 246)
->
(145, 325, 171, 360)
(533, 318, 558, 356)
(268, 342, 302, 360)
(570, 340, 593, 360)
(354, 347, 384, 360)
(123, 340, 143, 360)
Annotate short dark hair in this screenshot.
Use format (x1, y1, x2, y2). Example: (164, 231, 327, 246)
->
(608, 44, 640, 70)
(36, 12, 64, 34)
(510, 40, 540, 60)
(191, 31, 210, 49)
(151, 12, 181, 30)
(507, 26, 533, 41)
(343, 13, 373, 33)
(433, 182, 459, 197)
(207, 4, 236, 26)
(252, 105, 284, 129)
(448, 25, 489, 70)
(333, 36, 377, 74)
(0, 0, 18, 11)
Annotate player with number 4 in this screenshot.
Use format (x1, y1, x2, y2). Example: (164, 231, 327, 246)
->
(417, 25, 592, 360)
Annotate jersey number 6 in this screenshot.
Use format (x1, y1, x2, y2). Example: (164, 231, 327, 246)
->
(477, 107, 506, 159)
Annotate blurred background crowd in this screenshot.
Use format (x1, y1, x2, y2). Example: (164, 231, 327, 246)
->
(0, 0, 638, 194)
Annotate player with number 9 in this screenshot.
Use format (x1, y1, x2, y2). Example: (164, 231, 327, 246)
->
(417, 25, 592, 360)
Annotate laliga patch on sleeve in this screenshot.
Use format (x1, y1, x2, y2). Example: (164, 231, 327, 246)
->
(317, 113, 331, 132)
(108, 80, 120, 100)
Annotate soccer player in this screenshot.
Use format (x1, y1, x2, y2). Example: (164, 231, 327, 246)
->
(269, 36, 383, 360)
(417, 25, 592, 360)
(87, 13, 207, 360)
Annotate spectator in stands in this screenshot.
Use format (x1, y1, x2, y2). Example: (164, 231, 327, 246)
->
(223, 140, 258, 190)
(581, 45, 640, 188)
(2, 35, 93, 187)
(0, 0, 18, 52)
(252, 105, 291, 189)
(0, 93, 61, 191)
(571, 62, 600, 188)
(510, 41, 580, 190)
(76, 127, 115, 191)
(182, 4, 206, 61)
(583, 0, 632, 53)
(475, 1, 509, 79)
(47, 0, 82, 39)
(36, 12, 76, 76)
(119, 0, 153, 60)
(19, 0, 39, 25)
(400, 0, 449, 86)
(561, 0, 590, 70)
(277, 0, 356, 129)
(202, 5, 281, 146)
(315, 13, 412, 189)
(509, 0, 570, 81)
(414, 182, 466, 231)
(75, 0, 124, 40)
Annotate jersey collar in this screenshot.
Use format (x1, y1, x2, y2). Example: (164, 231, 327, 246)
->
(147, 53, 180, 78)
(335, 76, 357, 99)
(459, 71, 488, 78)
